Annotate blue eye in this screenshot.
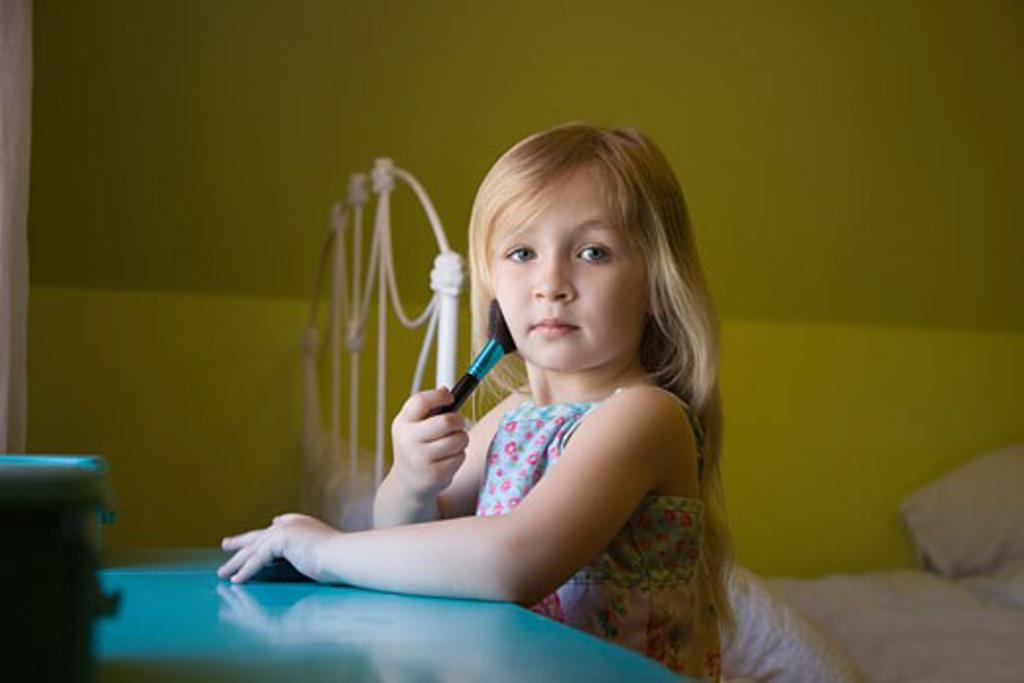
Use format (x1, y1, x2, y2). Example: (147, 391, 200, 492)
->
(505, 246, 608, 263)
(507, 247, 533, 263)
(579, 246, 609, 262)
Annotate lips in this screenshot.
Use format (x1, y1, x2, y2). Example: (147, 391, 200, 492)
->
(531, 318, 577, 331)
(529, 319, 578, 337)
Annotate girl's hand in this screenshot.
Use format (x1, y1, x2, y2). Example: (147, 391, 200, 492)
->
(390, 386, 469, 500)
(218, 513, 339, 584)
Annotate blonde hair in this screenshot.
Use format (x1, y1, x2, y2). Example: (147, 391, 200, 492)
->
(467, 122, 734, 633)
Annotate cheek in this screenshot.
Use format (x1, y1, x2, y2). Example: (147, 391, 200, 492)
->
(489, 269, 509, 305)
(602, 277, 648, 334)
(489, 259, 514, 292)
(489, 274, 525, 330)
(491, 263, 531, 302)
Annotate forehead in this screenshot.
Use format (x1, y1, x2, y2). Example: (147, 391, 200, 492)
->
(500, 219, 618, 247)
(493, 167, 620, 243)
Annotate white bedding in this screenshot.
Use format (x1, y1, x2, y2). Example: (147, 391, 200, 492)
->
(767, 559, 1024, 683)
(721, 566, 864, 683)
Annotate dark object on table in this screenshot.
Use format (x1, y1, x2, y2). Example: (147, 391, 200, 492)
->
(248, 557, 313, 583)
(0, 455, 119, 683)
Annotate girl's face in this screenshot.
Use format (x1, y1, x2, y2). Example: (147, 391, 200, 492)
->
(489, 167, 650, 386)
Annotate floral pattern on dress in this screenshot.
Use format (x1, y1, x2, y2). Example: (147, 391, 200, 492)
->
(477, 392, 721, 681)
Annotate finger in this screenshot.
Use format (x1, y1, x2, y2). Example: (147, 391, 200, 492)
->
(232, 542, 276, 584)
(399, 387, 455, 421)
(435, 450, 467, 479)
(222, 529, 262, 551)
(230, 548, 266, 584)
(218, 545, 255, 580)
(218, 546, 245, 579)
(420, 432, 471, 462)
(423, 385, 459, 417)
(413, 412, 467, 442)
(218, 544, 256, 579)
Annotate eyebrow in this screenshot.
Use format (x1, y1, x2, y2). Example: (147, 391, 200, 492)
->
(504, 218, 612, 241)
(571, 219, 611, 233)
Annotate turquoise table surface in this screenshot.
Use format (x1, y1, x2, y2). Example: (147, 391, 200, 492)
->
(97, 549, 685, 682)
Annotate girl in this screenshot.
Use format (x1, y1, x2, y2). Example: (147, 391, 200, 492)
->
(220, 122, 734, 681)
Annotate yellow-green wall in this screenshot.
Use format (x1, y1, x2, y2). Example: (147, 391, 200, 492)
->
(26, 1, 1024, 577)
(720, 320, 1023, 575)
(30, 0, 1023, 329)
(28, 286, 1024, 576)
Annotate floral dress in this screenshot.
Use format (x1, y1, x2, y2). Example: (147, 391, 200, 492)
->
(476, 389, 721, 681)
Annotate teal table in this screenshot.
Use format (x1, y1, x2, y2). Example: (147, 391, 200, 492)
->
(97, 549, 684, 682)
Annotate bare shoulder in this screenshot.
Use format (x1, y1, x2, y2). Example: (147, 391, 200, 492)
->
(588, 386, 695, 446)
(570, 385, 699, 496)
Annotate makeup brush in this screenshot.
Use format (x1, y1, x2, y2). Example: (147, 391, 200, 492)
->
(429, 300, 517, 416)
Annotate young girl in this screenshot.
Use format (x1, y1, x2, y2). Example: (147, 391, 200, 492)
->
(219, 122, 734, 681)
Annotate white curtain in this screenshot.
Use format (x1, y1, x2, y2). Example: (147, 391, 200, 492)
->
(0, 0, 32, 453)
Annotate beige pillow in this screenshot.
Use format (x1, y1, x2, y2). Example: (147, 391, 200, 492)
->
(900, 444, 1024, 578)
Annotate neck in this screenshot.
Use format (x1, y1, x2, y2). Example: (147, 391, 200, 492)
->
(525, 358, 651, 406)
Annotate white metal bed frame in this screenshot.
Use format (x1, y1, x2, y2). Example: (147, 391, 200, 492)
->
(301, 158, 463, 529)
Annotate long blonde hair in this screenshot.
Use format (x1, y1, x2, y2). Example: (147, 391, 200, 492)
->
(466, 122, 734, 633)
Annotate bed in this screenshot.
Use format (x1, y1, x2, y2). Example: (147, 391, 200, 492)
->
(722, 444, 1024, 683)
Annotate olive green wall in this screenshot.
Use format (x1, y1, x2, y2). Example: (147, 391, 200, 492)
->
(26, 1, 1024, 577)
(28, 287, 1024, 576)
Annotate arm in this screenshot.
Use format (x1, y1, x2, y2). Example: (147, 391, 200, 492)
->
(371, 465, 441, 527)
(330, 387, 696, 602)
(371, 387, 466, 528)
(222, 388, 698, 604)
(373, 389, 526, 527)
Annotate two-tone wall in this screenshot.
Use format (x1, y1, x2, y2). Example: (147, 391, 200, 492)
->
(27, 1, 1023, 577)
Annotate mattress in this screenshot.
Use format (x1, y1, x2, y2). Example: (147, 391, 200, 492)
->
(768, 560, 1024, 683)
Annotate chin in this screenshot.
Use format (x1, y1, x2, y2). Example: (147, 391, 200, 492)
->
(523, 348, 599, 373)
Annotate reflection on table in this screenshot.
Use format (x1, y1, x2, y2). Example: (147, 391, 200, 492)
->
(97, 549, 685, 682)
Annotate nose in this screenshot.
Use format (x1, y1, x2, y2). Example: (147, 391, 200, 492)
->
(533, 257, 575, 302)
